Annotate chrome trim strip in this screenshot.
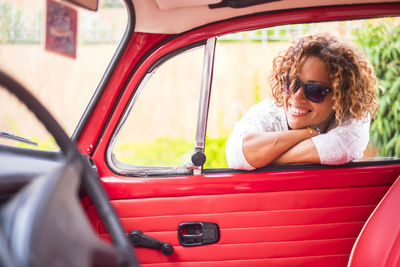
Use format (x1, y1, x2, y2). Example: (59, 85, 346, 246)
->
(195, 37, 216, 150)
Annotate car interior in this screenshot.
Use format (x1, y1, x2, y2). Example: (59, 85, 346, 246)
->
(0, 0, 400, 266)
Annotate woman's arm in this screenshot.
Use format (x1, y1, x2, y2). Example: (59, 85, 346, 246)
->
(260, 116, 370, 166)
(273, 139, 320, 164)
(225, 99, 288, 170)
(311, 116, 371, 164)
(242, 128, 318, 168)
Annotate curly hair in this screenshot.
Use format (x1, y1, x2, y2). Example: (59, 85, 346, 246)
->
(270, 33, 377, 124)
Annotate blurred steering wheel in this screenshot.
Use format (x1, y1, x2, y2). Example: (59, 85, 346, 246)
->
(0, 70, 139, 267)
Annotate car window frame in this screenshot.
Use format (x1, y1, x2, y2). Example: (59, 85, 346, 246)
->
(107, 40, 210, 176)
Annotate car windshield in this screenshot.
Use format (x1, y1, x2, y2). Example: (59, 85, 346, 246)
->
(0, 0, 127, 150)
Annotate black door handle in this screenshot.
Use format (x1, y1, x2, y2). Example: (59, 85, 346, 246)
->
(178, 222, 220, 246)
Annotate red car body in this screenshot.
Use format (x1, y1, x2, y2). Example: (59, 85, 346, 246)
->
(71, 1, 400, 266)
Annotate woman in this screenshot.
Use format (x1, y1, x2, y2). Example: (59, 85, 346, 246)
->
(226, 33, 377, 170)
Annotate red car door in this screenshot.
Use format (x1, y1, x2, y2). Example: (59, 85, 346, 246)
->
(77, 2, 400, 266)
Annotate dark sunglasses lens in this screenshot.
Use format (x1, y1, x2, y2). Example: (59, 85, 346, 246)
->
(285, 79, 300, 93)
(304, 84, 327, 103)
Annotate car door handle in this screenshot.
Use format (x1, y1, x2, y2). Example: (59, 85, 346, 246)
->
(178, 222, 220, 246)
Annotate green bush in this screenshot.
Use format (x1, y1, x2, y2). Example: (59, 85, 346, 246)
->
(204, 136, 228, 168)
(115, 137, 193, 166)
(356, 19, 400, 157)
(115, 135, 229, 169)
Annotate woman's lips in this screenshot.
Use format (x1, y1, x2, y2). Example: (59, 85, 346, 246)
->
(288, 105, 312, 116)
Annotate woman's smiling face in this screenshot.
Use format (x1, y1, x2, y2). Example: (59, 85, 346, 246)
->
(284, 55, 335, 131)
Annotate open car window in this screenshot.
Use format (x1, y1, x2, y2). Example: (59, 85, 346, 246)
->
(109, 16, 400, 176)
(110, 45, 205, 174)
(207, 17, 400, 169)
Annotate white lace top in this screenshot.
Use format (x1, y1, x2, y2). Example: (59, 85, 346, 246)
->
(225, 98, 370, 170)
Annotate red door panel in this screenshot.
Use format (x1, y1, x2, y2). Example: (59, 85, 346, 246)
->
(86, 165, 400, 266)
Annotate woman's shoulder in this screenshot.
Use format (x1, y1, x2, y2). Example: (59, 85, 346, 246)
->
(325, 114, 371, 138)
(328, 113, 371, 131)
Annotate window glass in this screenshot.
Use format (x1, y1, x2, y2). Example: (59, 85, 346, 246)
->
(0, 0, 127, 150)
(207, 17, 400, 169)
(112, 46, 204, 168)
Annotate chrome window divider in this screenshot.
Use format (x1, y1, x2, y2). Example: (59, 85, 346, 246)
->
(191, 37, 217, 175)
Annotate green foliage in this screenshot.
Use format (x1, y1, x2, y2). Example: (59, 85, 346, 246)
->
(115, 136, 229, 169)
(204, 136, 228, 168)
(116, 137, 193, 167)
(356, 19, 400, 157)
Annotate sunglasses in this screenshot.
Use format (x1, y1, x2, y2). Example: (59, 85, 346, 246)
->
(285, 77, 332, 103)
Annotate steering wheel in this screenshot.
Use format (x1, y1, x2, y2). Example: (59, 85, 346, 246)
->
(0, 70, 139, 267)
